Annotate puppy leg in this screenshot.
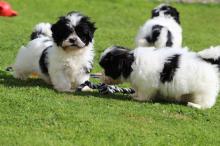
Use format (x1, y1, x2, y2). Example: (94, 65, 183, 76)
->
(188, 91, 218, 109)
(187, 102, 202, 109)
(13, 70, 30, 80)
(50, 71, 73, 92)
(132, 89, 155, 102)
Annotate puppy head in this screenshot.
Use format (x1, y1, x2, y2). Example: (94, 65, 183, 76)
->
(51, 11, 96, 51)
(151, 4, 180, 24)
(99, 46, 134, 84)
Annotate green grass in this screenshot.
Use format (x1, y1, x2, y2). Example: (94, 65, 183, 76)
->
(0, 0, 220, 145)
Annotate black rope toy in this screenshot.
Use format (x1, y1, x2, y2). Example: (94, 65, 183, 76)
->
(76, 80, 135, 94)
(5, 67, 135, 95)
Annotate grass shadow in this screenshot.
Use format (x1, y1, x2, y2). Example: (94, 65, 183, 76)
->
(74, 91, 132, 101)
(0, 70, 51, 89)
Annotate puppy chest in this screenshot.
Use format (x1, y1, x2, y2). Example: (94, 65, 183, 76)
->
(63, 60, 87, 78)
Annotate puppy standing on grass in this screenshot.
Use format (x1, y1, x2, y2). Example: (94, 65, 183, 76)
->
(136, 4, 182, 48)
(99, 46, 219, 109)
(13, 11, 96, 92)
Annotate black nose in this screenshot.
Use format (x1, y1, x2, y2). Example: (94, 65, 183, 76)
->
(69, 38, 77, 43)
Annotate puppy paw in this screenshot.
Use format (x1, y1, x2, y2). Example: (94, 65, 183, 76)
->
(187, 102, 202, 109)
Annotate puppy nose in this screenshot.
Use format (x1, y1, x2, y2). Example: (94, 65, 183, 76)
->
(69, 38, 77, 43)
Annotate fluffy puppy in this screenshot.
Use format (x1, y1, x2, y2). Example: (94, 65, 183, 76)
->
(30, 22, 52, 40)
(13, 11, 96, 92)
(135, 4, 182, 48)
(99, 46, 219, 109)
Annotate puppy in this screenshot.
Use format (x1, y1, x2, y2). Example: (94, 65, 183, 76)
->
(13, 11, 96, 92)
(135, 4, 182, 48)
(30, 22, 52, 40)
(99, 46, 219, 109)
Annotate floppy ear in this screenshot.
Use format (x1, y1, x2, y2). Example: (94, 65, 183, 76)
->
(51, 16, 68, 45)
(120, 53, 134, 78)
(111, 52, 134, 79)
(170, 8, 180, 24)
(88, 22, 97, 39)
(151, 9, 159, 18)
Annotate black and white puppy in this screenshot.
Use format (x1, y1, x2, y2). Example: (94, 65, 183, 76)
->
(135, 4, 182, 48)
(99, 46, 219, 109)
(13, 11, 96, 92)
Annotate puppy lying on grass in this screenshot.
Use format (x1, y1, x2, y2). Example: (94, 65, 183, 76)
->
(99, 46, 219, 109)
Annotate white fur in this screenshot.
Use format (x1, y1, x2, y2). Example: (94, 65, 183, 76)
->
(135, 15, 182, 48)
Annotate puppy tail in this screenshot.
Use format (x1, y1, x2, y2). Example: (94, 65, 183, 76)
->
(199, 46, 220, 70)
(30, 22, 52, 40)
(5, 45, 26, 72)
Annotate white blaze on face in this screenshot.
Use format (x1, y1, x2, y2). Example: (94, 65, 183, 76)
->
(61, 32, 86, 49)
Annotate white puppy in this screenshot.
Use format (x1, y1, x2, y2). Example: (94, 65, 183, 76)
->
(136, 4, 182, 48)
(99, 46, 219, 109)
(13, 11, 97, 92)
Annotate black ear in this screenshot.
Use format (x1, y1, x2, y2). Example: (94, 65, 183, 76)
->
(77, 16, 97, 41)
(101, 48, 134, 79)
(51, 16, 71, 46)
(171, 8, 180, 24)
(121, 53, 134, 78)
(165, 7, 180, 24)
(151, 9, 159, 18)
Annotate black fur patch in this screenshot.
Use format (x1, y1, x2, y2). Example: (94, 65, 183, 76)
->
(51, 12, 96, 47)
(166, 30, 173, 47)
(151, 5, 180, 24)
(51, 17, 72, 46)
(39, 46, 52, 75)
(99, 46, 134, 79)
(160, 54, 180, 83)
(30, 31, 39, 40)
(201, 57, 220, 71)
(146, 25, 163, 45)
(75, 16, 96, 45)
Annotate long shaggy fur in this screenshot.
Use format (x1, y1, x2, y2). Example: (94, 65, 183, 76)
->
(135, 4, 182, 48)
(100, 46, 219, 109)
(13, 12, 96, 92)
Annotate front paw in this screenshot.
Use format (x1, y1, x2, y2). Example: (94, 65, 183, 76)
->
(54, 84, 73, 93)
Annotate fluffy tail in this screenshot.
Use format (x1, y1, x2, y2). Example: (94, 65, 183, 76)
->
(198, 46, 220, 70)
(30, 22, 52, 40)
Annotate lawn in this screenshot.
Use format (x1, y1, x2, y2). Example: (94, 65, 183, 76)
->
(0, 0, 220, 145)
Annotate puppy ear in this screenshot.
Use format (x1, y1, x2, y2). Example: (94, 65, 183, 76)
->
(121, 53, 134, 78)
(112, 50, 134, 79)
(151, 9, 159, 18)
(88, 22, 97, 39)
(51, 16, 69, 45)
(169, 8, 180, 24)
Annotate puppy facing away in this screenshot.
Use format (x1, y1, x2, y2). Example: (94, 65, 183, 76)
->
(30, 22, 52, 40)
(136, 4, 182, 48)
(99, 46, 219, 109)
(13, 11, 96, 92)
